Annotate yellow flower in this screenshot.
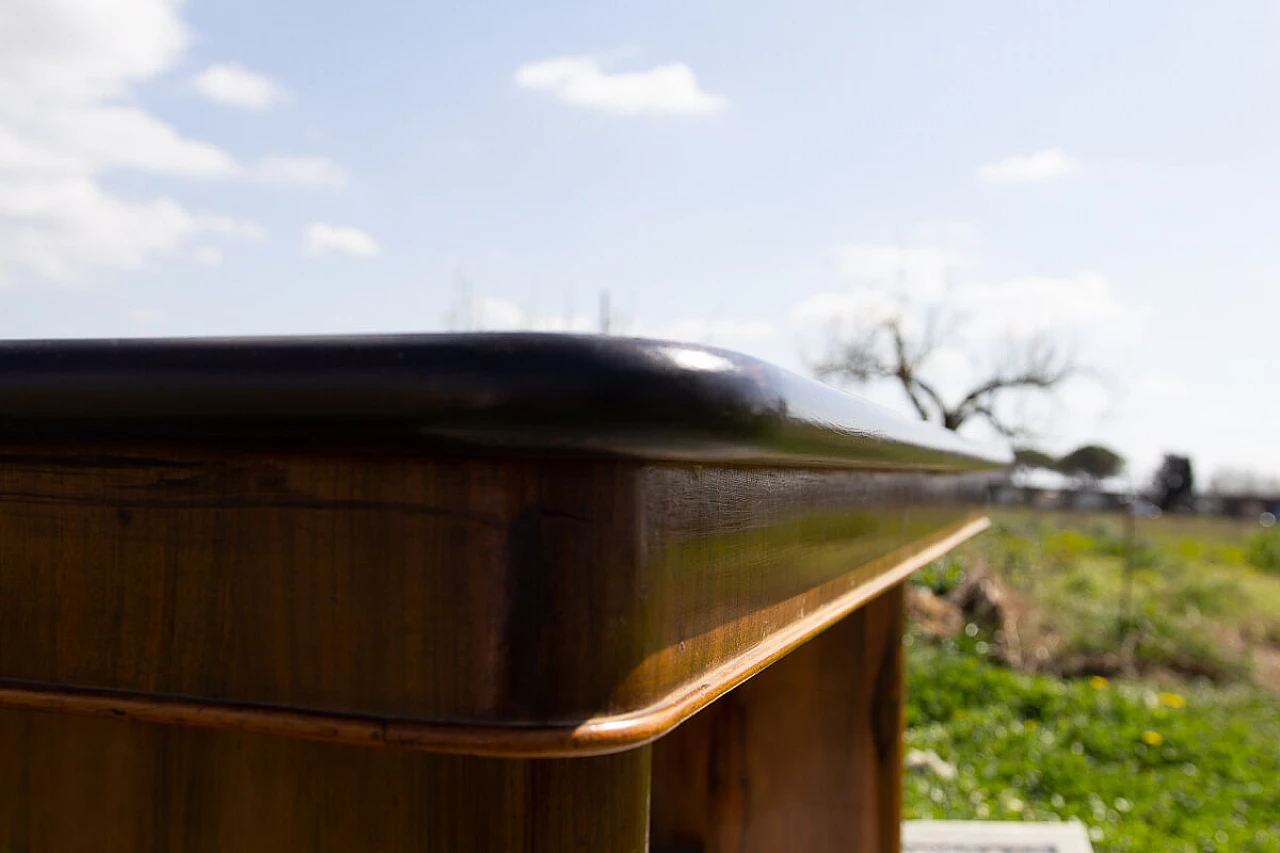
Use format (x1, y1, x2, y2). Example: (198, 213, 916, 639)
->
(1158, 692, 1186, 708)
(1090, 676, 1110, 690)
(1142, 730, 1164, 746)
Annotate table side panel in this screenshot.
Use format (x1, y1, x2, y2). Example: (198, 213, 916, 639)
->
(0, 448, 645, 724)
(0, 446, 987, 753)
(0, 708, 651, 853)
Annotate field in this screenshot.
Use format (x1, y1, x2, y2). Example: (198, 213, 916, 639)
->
(904, 509, 1280, 852)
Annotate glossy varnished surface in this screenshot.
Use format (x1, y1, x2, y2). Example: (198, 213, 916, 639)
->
(652, 585, 905, 853)
(0, 445, 986, 754)
(0, 334, 1007, 469)
(0, 332, 1001, 851)
(0, 709, 651, 853)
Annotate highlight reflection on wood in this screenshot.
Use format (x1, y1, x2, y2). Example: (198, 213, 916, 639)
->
(0, 448, 985, 755)
(0, 333, 1003, 851)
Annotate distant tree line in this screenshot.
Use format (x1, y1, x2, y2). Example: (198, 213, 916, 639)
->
(1014, 444, 1126, 484)
(1015, 446, 1199, 512)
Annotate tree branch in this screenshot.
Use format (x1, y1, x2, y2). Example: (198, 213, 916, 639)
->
(812, 309, 1079, 437)
(886, 320, 935, 422)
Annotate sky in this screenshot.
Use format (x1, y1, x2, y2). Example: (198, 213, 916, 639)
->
(2, 0, 1278, 484)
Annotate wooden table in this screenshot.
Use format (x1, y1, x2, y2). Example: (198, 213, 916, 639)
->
(0, 334, 1005, 852)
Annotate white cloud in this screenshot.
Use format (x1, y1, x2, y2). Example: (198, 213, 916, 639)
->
(977, 149, 1081, 183)
(796, 267, 1126, 344)
(835, 243, 956, 300)
(910, 221, 982, 245)
(196, 215, 266, 241)
(0, 176, 261, 287)
(192, 245, 223, 266)
(922, 345, 976, 394)
(961, 271, 1121, 337)
(1057, 381, 1114, 423)
(252, 155, 347, 188)
(191, 63, 289, 110)
(1134, 375, 1188, 399)
(0, 127, 84, 175)
(793, 288, 904, 329)
(791, 241, 965, 339)
(0, 0, 345, 288)
(0, 0, 235, 182)
(515, 55, 727, 116)
(0, 0, 188, 103)
(796, 235, 1126, 343)
(471, 297, 530, 329)
(303, 223, 380, 257)
(32, 102, 239, 178)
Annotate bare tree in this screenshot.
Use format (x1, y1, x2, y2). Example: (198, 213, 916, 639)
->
(813, 313, 1077, 437)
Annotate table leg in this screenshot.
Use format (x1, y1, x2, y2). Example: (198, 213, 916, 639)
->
(650, 583, 905, 853)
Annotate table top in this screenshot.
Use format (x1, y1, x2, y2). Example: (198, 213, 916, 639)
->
(0, 333, 1005, 757)
(0, 333, 1008, 469)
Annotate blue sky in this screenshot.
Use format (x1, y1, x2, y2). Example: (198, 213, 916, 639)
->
(3, 0, 1278, 483)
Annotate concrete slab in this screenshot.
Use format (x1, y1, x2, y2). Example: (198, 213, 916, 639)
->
(904, 820, 1095, 853)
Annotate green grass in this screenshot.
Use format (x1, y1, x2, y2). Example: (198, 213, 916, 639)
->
(904, 642, 1280, 852)
(905, 509, 1280, 851)
(950, 509, 1280, 683)
(1247, 527, 1280, 574)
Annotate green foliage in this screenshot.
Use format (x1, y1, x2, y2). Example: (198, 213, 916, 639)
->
(1122, 606, 1249, 682)
(1014, 447, 1059, 470)
(907, 508, 1280, 851)
(1247, 528, 1280, 574)
(1215, 545, 1247, 566)
(983, 515, 1258, 682)
(1090, 532, 1162, 570)
(1058, 444, 1126, 481)
(1175, 539, 1203, 561)
(1181, 540, 1245, 567)
(1044, 530, 1096, 566)
(905, 643, 1280, 852)
(1163, 573, 1248, 620)
(913, 556, 967, 596)
(988, 521, 1039, 585)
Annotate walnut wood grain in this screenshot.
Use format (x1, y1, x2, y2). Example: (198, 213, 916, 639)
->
(0, 709, 651, 853)
(0, 446, 985, 756)
(0, 333, 1001, 852)
(651, 584, 906, 853)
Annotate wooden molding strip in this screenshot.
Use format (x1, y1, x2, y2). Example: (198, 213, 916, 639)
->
(0, 517, 988, 758)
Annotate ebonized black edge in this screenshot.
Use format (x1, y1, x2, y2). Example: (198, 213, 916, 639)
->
(0, 333, 1009, 470)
